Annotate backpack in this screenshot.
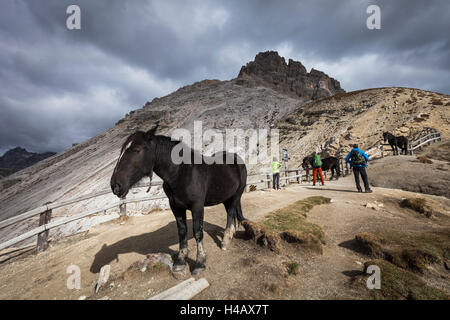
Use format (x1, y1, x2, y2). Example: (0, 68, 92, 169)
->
(351, 149, 364, 165)
(314, 154, 322, 167)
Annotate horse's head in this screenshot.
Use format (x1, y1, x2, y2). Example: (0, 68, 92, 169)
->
(382, 132, 389, 142)
(302, 156, 311, 170)
(110, 126, 158, 198)
(90, 244, 118, 273)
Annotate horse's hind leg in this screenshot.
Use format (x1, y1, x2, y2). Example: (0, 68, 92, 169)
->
(222, 200, 237, 251)
(221, 189, 244, 250)
(191, 203, 206, 275)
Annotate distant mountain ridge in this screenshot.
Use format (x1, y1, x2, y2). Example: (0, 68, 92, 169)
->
(0, 147, 56, 177)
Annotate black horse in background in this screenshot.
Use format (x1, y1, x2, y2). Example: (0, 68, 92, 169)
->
(383, 132, 409, 155)
(110, 124, 247, 275)
(302, 155, 341, 180)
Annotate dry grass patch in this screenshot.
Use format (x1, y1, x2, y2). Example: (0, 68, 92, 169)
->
(352, 259, 449, 300)
(400, 198, 433, 217)
(355, 229, 450, 273)
(242, 196, 330, 254)
(284, 261, 300, 275)
(416, 156, 433, 164)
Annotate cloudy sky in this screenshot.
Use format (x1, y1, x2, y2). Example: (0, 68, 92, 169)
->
(1, 0, 449, 155)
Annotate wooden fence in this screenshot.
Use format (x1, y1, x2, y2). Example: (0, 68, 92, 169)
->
(0, 169, 314, 252)
(0, 129, 442, 253)
(408, 129, 442, 154)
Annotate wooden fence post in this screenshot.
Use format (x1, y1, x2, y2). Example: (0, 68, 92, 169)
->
(266, 174, 271, 189)
(37, 209, 52, 252)
(296, 169, 300, 184)
(120, 203, 127, 216)
(381, 145, 384, 158)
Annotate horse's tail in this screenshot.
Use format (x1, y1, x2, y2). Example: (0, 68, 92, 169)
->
(236, 202, 246, 222)
(236, 163, 247, 222)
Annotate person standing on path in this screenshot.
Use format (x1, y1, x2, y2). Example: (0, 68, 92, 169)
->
(312, 152, 325, 186)
(272, 157, 282, 190)
(345, 144, 373, 193)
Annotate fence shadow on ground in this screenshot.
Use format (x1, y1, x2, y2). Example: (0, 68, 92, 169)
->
(304, 187, 360, 193)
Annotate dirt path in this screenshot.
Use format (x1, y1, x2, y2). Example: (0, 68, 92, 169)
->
(0, 175, 448, 300)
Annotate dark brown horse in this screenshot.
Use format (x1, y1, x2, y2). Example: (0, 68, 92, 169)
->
(110, 125, 247, 275)
(383, 132, 408, 155)
(302, 155, 341, 180)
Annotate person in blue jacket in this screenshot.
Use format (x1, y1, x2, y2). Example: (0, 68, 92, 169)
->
(345, 144, 373, 193)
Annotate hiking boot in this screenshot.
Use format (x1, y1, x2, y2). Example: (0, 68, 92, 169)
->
(357, 189, 363, 193)
(365, 189, 373, 193)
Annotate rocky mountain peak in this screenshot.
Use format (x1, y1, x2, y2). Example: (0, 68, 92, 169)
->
(236, 51, 345, 100)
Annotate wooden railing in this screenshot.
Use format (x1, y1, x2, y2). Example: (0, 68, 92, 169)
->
(366, 144, 384, 160)
(408, 129, 441, 154)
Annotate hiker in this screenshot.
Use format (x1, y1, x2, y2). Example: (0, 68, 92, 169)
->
(272, 157, 282, 190)
(345, 144, 372, 193)
(312, 152, 325, 186)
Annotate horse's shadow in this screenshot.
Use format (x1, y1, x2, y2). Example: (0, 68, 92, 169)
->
(89, 219, 223, 273)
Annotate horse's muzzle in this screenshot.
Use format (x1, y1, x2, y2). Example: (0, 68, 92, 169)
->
(111, 182, 127, 198)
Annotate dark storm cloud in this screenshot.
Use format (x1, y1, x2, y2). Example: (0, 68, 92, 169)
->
(0, 0, 449, 155)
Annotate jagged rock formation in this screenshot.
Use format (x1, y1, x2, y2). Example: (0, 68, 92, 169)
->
(0, 147, 56, 177)
(237, 51, 345, 100)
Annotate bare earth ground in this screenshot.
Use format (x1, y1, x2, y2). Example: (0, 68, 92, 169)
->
(368, 146, 450, 198)
(0, 170, 448, 300)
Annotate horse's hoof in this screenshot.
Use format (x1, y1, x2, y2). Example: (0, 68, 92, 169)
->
(192, 264, 206, 276)
(172, 262, 186, 272)
(221, 241, 230, 250)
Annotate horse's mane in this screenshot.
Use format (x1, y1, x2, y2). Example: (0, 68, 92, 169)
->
(152, 135, 182, 155)
(121, 131, 181, 155)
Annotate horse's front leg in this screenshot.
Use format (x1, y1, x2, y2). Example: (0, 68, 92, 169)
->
(390, 143, 396, 155)
(192, 203, 206, 275)
(172, 206, 188, 272)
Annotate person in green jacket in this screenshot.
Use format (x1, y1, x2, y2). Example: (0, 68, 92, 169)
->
(272, 157, 282, 190)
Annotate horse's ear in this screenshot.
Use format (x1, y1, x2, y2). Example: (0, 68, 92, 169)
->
(145, 121, 159, 140)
